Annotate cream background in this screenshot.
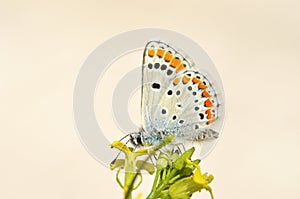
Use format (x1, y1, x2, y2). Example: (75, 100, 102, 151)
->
(1, 0, 300, 198)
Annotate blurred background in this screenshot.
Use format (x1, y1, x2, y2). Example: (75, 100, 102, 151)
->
(1, 0, 299, 198)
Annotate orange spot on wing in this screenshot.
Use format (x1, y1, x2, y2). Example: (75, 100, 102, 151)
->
(156, 49, 165, 57)
(205, 99, 213, 107)
(164, 52, 173, 62)
(170, 58, 181, 68)
(198, 81, 208, 89)
(182, 75, 190, 84)
(192, 77, 200, 84)
(206, 109, 213, 119)
(202, 90, 211, 97)
(206, 120, 214, 125)
(173, 77, 180, 85)
(176, 64, 186, 72)
(148, 49, 155, 57)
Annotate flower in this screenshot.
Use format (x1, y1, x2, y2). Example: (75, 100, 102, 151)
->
(110, 137, 215, 199)
(168, 158, 214, 199)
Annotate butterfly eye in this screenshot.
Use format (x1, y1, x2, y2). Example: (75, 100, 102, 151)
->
(194, 106, 199, 111)
(167, 90, 173, 95)
(179, 120, 184, 124)
(172, 115, 177, 120)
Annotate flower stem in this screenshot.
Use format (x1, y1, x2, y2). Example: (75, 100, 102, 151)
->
(150, 169, 161, 193)
(124, 151, 136, 199)
(146, 169, 178, 199)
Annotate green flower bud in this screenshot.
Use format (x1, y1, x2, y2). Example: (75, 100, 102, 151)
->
(174, 147, 195, 170)
(156, 153, 170, 170)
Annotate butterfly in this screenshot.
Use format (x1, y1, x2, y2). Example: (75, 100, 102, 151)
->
(127, 40, 220, 155)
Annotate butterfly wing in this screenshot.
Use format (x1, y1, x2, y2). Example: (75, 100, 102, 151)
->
(141, 41, 190, 137)
(141, 41, 220, 145)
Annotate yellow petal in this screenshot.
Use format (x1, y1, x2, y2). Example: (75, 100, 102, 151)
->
(136, 160, 155, 174)
(110, 141, 131, 153)
(135, 147, 150, 155)
(135, 193, 143, 199)
(110, 159, 125, 170)
(193, 169, 207, 184)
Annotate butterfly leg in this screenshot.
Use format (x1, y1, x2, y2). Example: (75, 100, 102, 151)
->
(149, 152, 158, 165)
(174, 143, 186, 154)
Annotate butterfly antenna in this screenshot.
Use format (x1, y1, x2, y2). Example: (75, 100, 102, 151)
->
(110, 138, 131, 166)
(110, 132, 141, 166)
(110, 134, 131, 149)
